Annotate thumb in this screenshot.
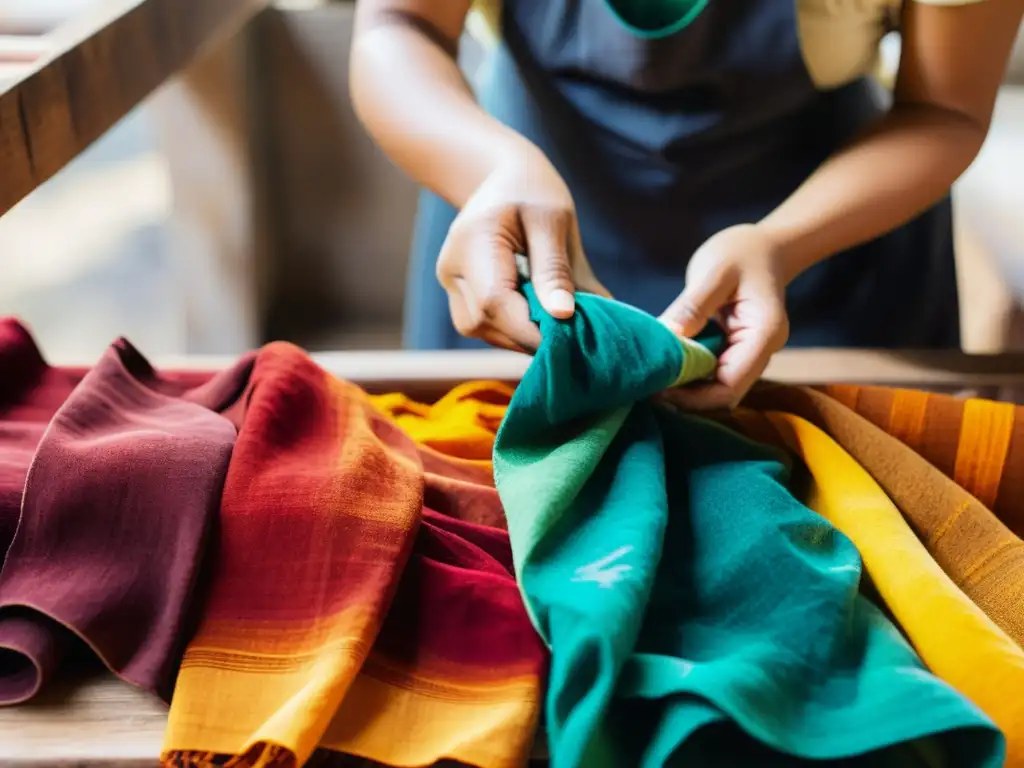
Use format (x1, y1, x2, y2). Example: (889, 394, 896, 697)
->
(523, 207, 576, 318)
(660, 269, 734, 338)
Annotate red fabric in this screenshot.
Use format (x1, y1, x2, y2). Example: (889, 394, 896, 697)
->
(164, 344, 544, 767)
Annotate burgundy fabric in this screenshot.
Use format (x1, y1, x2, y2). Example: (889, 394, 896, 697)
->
(0, 320, 86, 556)
(0, 320, 253, 704)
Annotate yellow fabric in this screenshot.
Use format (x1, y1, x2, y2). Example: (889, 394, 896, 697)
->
(369, 381, 511, 468)
(750, 410, 1024, 766)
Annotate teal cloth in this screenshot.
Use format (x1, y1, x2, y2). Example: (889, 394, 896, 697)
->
(493, 285, 1004, 767)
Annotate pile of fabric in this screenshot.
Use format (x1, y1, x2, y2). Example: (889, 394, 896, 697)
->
(0, 289, 1022, 767)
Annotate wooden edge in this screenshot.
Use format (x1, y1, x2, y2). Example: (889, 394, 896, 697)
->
(0, 0, 268, 217)
(48, 347, 1024, 388)
(0, 674, 166, 766)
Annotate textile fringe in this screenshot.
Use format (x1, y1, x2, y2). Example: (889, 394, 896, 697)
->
(164, 748, 547, 767)
(163, 744, 298, 768)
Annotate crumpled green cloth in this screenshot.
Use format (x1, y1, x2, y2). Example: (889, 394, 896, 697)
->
(493, 285, 1003, 767)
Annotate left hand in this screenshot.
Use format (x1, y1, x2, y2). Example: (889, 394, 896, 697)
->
(659, 224, 790, 411)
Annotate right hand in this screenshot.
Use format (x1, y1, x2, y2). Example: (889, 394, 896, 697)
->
(436, 146, 609, 352)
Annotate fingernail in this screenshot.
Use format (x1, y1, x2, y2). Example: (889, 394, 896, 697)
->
(546, 289, 575, 316)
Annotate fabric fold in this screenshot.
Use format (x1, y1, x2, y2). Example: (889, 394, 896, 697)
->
(814, 383, 1024, 538)
(738, 409, 1024, 764)
(494, 287, 1004, 766)
(744, 383, 1024, 646)
(0, 339, 241, 704)
(0, 319, 87, 565)
(163, 343, 545, 768)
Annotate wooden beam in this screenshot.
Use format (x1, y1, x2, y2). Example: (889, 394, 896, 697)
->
(0, 0, 268, 217)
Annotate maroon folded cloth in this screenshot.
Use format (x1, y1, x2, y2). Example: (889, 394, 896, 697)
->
(0, 319, 253, 705)
(0, 320, 86, 555)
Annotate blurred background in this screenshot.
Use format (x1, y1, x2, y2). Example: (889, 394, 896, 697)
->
(1, 0, 1023, 362)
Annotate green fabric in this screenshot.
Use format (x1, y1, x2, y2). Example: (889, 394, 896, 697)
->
(601, 0, 709, 38)
(493, 285, 1005, 768)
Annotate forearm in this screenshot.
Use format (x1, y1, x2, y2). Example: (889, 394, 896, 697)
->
(350, 17, 534, 208)
(760, 102, 986, 283)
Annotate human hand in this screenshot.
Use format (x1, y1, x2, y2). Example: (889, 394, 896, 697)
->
(659, 224, 790, 411)
(436, 147, 609, 352)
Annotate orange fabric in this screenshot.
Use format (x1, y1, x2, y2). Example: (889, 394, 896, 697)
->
(163, 348, 543, 768)
(815, 383, 1024, 538)
(744, 384, 1024, 647)
(954, 399, 1016, 511)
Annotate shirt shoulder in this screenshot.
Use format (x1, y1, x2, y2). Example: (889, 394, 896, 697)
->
(797, 0, 987, 89)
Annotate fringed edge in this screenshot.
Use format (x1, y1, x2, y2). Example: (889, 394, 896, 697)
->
(162, 744, 297, 768)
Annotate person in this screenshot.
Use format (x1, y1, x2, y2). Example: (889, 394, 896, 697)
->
(350, 0, 1024, 409)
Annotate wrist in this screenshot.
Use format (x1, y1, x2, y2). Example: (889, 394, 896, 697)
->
(755, 221, 816, 286)
(490, 134, 549, 173)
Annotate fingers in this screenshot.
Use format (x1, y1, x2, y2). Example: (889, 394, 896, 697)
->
(446, 284, 533, 353)
(521, 207, 576, 319)
(669, 310, 788, 412)
(464, 262, 543, 351)
(437, 203, 590, 351)
(438, 215, 542, 350)
(659, 266, 735, 339)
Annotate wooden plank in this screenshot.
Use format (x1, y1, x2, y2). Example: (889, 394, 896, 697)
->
(48, 346, 1024, 385)
(0, 673, 166, 767)
(0, 0, 268, 218)
(254, 4, 418, 341)
(0, 672, 548, 767)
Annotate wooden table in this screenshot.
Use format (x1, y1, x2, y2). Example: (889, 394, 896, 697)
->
(0, 673, 167, 767)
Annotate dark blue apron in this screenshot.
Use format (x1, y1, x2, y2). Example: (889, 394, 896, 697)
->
(404, 0, 960, 350)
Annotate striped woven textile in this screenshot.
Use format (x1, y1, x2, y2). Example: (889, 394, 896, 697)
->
(815, 384, 1024, 537)
(161, 343, 545, 768)
(743, 383, 1024, 646)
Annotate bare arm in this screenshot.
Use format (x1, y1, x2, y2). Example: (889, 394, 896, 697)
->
(760, 0, 1024, 282)
(350, 0, 535, 208)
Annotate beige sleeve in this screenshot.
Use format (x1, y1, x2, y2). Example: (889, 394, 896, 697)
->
(467, 0, 502, 49)
(798, 0, 989, 90)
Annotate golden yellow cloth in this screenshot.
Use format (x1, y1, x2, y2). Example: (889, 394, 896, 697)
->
(744, 384, 1024, 646)
(369, 381, 510, 468)
(740, 410, 1024, 766)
